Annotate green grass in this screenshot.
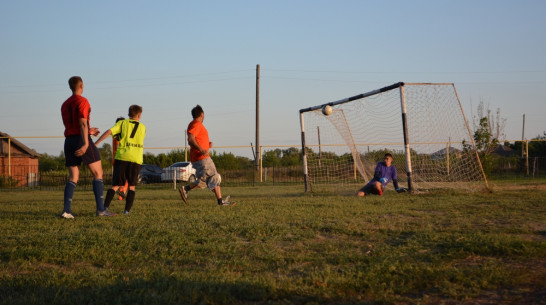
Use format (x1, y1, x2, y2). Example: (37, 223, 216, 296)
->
(0, 183, 545, 304)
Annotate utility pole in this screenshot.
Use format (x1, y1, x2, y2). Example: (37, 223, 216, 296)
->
(521, 114, 525, 157)
(184, 129, 188, 162)
(255, 64, 260, 173)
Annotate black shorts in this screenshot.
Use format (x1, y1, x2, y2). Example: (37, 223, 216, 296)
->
(359, 182, 384, 195)
(64, 135, 101, 167)
(112, 160, 140, 186)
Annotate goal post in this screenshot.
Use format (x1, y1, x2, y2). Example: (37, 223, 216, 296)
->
(299, 82, 488, 193)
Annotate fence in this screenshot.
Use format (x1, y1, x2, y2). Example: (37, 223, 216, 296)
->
(0, 136, 545, 191)
(0, 165, 304, 191)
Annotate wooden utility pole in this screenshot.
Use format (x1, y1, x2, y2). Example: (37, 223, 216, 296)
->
(256, 64, 260, 173)
(521, 114, 526, 157)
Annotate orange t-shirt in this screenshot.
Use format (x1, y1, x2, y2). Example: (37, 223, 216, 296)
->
(187, 119, 210, 162)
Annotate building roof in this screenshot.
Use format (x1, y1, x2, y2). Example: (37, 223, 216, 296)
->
(431, 146, 463, 156)
(0, 132, 41, 158)
(491, 144, 518, 157)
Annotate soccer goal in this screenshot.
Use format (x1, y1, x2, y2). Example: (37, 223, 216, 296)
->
(299, 82, 488, 193)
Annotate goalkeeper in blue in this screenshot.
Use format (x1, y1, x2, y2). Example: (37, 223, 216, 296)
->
(357, 153, 406, 196)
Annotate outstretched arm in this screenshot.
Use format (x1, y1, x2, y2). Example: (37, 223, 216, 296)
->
(95, 129, 112, 146)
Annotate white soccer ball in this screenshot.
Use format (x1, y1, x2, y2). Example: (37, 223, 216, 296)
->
(322, 105, 333, 116)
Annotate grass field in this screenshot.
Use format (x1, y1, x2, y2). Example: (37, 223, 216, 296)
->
(0, 182, 545, 304)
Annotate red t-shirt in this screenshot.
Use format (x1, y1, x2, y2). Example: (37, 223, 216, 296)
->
(187, 119, 210, 162)
(61, 95, 91, 137)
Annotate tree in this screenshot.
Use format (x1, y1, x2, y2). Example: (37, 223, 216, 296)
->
(99, 143, 113, 169)
(262, 149, 282, 167)
(38, 152, 65, 171)
(280, 147, 302, 166)
(212, 152, 239, 170)
(472, 100, 506, 141)
(529, 132, 546, 157)
(473, 117, 499, 154)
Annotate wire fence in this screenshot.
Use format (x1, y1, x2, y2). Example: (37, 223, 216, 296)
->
(1, 136, 545, 191)
(0, 166, 305, 191)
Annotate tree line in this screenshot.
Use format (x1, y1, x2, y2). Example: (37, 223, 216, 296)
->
(39, 145, 305, 172)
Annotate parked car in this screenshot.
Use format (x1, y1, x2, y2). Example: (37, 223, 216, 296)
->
(138, 164, 162, 184)
(161, 162, 197, 182)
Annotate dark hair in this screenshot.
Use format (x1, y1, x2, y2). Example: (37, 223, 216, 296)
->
(384, 153, 393, 159)
(115, 116, 125, 123)
(128, 105, 142, 118)
(191, 105, 204, 119)
(68, 76, 82, 92)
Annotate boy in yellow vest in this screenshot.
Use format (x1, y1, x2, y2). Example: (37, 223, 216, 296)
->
(96, 105, 146, 214)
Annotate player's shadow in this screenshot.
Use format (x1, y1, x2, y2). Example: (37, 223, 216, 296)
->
(1, 275, 357, 304)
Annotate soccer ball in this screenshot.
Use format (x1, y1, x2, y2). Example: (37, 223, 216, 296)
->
(322, 105, 333, 116)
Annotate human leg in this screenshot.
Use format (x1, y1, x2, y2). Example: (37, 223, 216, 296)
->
(104, 160, 126, 209)
(62, 137, 82, 216)
(63, 166, 79, 214)
(357, 183, 374, 197)
(201, 159, 232, 205)
(123, 163, 140, 213)
(179, 160, 205, 204)
(87, 160, 107, 212)
(373, 181, 384, 196)
(118, 181, 128, 200)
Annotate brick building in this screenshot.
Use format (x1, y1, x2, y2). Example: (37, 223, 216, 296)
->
(0, 132, 40, 187)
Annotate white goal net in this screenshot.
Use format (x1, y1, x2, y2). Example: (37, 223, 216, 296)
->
(299, 82, 488, 193)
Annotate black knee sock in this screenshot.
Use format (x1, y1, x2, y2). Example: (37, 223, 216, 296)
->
(104, 189, 116, 209)
(125, 190, 136, 212)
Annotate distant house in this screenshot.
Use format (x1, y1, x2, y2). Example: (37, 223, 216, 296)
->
(430, 147, 463, 160)
(0, 132, 41, 187)
(491, 144, 518, 157)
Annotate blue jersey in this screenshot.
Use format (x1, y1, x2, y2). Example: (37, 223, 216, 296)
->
(368, 161, 397, 187)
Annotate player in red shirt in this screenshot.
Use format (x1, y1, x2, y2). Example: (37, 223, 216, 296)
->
(178, 105, 235, 206)
(60, 76, 115, 218)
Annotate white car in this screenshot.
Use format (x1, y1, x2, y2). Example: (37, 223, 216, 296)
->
(161, 162, 197, 182)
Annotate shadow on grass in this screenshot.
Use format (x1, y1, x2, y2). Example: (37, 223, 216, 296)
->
(0, 275, 368, 305)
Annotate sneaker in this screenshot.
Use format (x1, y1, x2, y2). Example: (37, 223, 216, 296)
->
(96, 209, 117, 216)
(123, 210, 130, 215)
(60, 212, 74, 219)
(178, 187, 188, 204)
(118, 190, 126, 200)
(219, 196, 236, 206)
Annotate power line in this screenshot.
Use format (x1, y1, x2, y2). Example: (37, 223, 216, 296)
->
(263, 68, 546, 74)
(0, 69, 254, 90)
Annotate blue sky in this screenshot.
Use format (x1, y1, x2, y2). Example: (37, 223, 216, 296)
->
(1, 0, 545, 156)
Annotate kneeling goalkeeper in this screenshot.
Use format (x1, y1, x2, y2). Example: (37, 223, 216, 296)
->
(357, 153, 406, 196)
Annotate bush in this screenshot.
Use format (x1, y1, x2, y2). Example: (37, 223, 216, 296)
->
(0, 175, 19, 187)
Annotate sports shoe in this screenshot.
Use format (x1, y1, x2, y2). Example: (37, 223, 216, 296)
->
(178, 186, 188, 204)
(96, 209, 117, 216)
(219, 196, 236, 206)
(123, 210, 130, 215)
(118, 190, 126, 200)
(60, 212, 74, 219)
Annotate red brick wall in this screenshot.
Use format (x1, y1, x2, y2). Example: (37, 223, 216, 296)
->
(0, 156, 39, 186)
